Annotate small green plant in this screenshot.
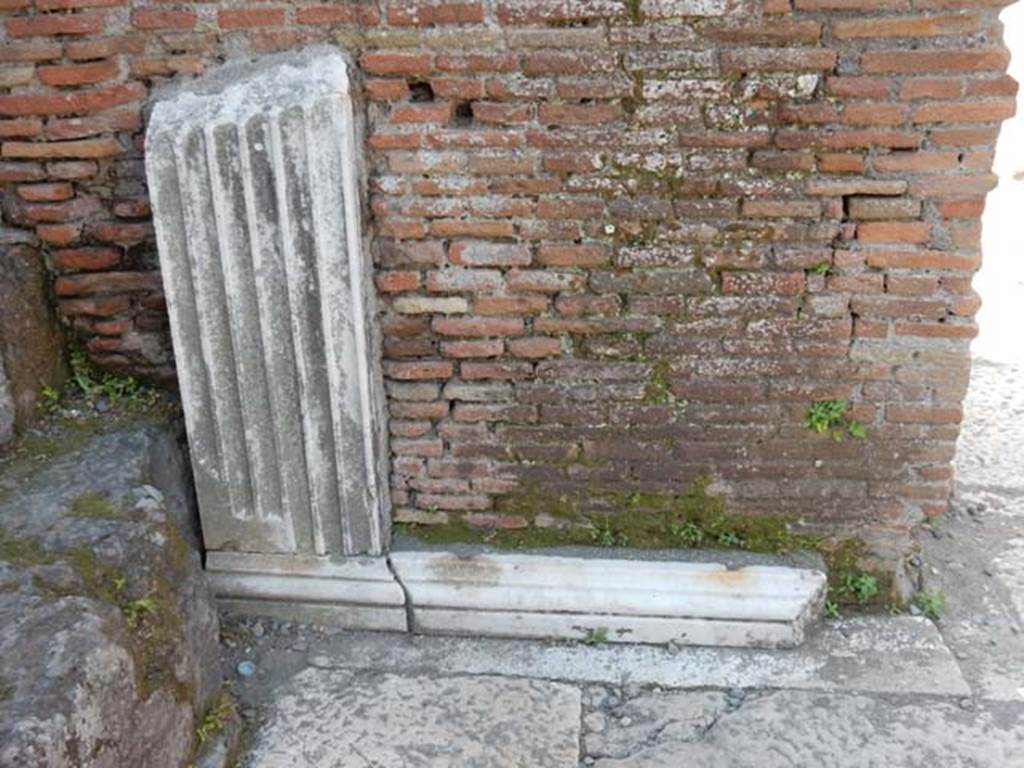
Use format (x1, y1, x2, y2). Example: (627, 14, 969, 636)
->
(644, 360, 675, 405)
(825, 600, 841, 619)
(915, 590, 946, 621)
(69, 349, 159, 410)
(716, 531, 745, 548)
(37, 384, 62, 415)
(590, 517, 628, 548)
(122, 595, 158, 629)
(803, 399, 867, 442)
(842, 573, 880, 605)
(670, 521, 705, 547)
(582, 627, 609, 646)
(810, 262, 832, 276)
(196, 691, 233, 745)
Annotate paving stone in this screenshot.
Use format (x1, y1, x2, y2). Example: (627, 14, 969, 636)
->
(591, 691, 1024, 768)
(584, 691, 728, 760)
(244, 669, 581, 768)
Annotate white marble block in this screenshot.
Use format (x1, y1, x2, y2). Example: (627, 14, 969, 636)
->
(145, 51, 389, 566)
(390, 549, 827, 648)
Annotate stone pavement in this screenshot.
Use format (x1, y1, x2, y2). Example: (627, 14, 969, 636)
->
(218, 352, 1024, 767)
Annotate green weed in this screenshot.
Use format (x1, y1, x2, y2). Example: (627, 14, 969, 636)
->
(196, 691, 234, 745)
(915, 590, 946, 621)
(69, 349, 159, 410)
(804, 399, 867, 442)
(582, 628, 610, 646)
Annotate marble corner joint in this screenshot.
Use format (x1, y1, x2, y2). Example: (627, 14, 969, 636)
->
(210, 548, 826, 649)
(145, 50, 391, 594)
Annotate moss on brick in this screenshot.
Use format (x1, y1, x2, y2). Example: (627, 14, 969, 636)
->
(398, 478, 891, 607)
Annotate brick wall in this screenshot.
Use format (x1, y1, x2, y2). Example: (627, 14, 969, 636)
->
(0, 0, 1016, 575)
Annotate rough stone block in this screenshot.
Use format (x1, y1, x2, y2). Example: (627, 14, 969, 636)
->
(0, 423, 222, 767)
(0, 243, 66, 444)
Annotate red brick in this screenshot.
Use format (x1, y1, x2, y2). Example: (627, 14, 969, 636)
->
(1, 138, 122, 159)
(37, 60, 120, 87)
(474, 296, 548, 316)
(361, 52, 433, 76)
(131, 9, 196, 30)
(818, 153, 866, 173)
(16, 182, 72, 202)
(54, 271, 161, 296)
(862, 49, 1010, 74)
(912, 100, 1016, 124)
(36, 0, 123, 8)
(0, 83, 144, 117)
(899, 78, 962, 101)
(0, 118, 43, 139)
(7, 13, 104, 37)
(51, 246, 121, 272)
(37, 222, 82, 246)
(857, 222, 930, 244)
(432, 317, 525, 337)
(441, 339, 504, 358)
(390, 102, 452, 125)
(218, 8, 287, 29)
(886, 405, 962, 425)
(826, 77, 891, 100)
(376, 271, 421, 293)
(385, 361, 455, 380)
(833, 14, 980, 39)
(509, 337, 561, 359)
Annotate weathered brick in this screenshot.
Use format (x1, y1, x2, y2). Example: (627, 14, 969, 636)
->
(450, 242, 532, 267)
(393, 296, 469, 315)
(388, 3, 484, 26)
(848, 197, 922, 220)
